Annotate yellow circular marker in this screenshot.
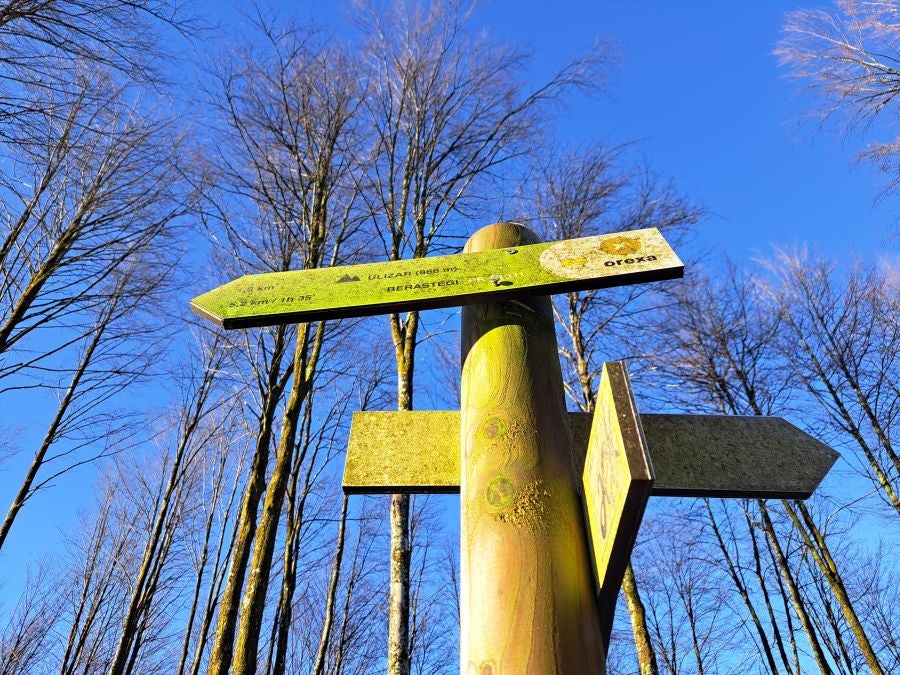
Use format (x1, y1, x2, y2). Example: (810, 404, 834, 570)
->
(539, 234, 644, 279)
(599, 236, 641, 255)
(478, 414, 508, 441)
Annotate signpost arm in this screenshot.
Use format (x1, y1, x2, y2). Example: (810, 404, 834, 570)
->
(460, 222, 605, 672)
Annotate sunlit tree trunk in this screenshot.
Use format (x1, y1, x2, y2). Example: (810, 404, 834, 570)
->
(312, 495, 350, 675)
(108, 341, 225, 675)
(233, 324, 325, 674)
(783, 500, 883, 674)
(208, 330, 291, 675)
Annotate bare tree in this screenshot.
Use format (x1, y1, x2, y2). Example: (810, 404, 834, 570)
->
(197, 14, 368, 674)
(653, 268, 839, 673)
(0, 66, 188, 552)
(776, 0, 900, 192)
(55, 422, 218, 673)
(59, 480, 138, 674)
(766, 252, 899, 517)
(856, 543, 900, 671)
(0, 2, 193, 552)
(0, 1, 198, 82)
(107, 334, 228, 674)
(638, 509, 739, 675)
(356, 3, 609, 670)
(703, 498, 792, 675)
(406, 496, 458, 675)
(324, 497, 391, 674)
(527, 143, 700, 674)
(310, 494, 351, 675)
(652, 261, 891, 673)
(175, 414, 248, 675)
(0, 564, 63, 674)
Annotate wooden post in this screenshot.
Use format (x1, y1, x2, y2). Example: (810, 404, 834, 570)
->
(460, 222, 605, 673)
(193, 220, 840, 674)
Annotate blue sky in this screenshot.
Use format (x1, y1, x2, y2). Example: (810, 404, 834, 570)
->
(290, 0, 896, 257)
(2, 0, 896, 625)
(196, 0, 897, 260)
(470, 0, 895, 261)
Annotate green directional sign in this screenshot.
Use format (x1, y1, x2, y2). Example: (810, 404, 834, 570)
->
(191, 227, 683, 329)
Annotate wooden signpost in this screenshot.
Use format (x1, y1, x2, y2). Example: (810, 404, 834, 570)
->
(582, 362, 654, 644)
(192, 222, 838, 673)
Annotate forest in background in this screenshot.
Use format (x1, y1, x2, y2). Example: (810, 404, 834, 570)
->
(0, 1, 897, 673)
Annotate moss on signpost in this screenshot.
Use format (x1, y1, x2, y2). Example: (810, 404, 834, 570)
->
(459, 223, 605, 673)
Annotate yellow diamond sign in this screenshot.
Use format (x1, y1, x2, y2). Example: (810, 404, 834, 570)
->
(582, 361, 654, 618)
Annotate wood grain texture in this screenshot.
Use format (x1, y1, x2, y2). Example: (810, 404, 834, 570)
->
(459, 223, 604, 674)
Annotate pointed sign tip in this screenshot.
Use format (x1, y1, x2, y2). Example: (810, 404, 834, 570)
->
(189, 297, 226, 329)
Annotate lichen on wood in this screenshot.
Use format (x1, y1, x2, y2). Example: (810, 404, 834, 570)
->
(459, 222, 604, 673)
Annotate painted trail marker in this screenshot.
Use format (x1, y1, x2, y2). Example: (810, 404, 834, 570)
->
(191, 222, 837, 673)
(581, 362, 653, 642)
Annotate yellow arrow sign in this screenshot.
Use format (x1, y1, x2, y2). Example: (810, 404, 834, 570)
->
(191, 227, 682, 328)
(582, 362, 653, 638)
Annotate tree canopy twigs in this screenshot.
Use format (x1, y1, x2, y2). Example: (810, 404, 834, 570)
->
(777, 0, 900, 192)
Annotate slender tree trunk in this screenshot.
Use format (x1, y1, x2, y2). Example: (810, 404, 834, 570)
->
(0, 314, 105, 551)
(743, 506, 793, 675)
(177, 520, 213, 675)
(809, 567, 856, 675)
(333, 521, 366, 675)
(784, 500, 884, 675)
(387, 311, 417, 675)
(190, 470, 243, 675)
(208, 327, 291, 675)
(684, 592, 705, 675)
(312, 495, 350, 675)
(233, 325, 319, 675)
(648, 595, 677, 675)
(176, 447, 231, 675)
(705, 500, 780, 675)
(270, 403, 316, 675)
(757, 502, 833, 674)
(108, 361, 219, 675)
(764, 526, 801, 674)
(622, 563, 659, 675)
(388, 493, 411, 674)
